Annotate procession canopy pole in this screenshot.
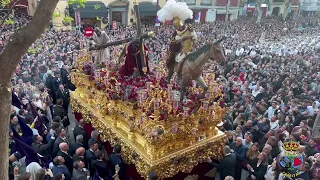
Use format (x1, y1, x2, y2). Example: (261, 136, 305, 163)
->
(88, 32, 152, 51)
(133, 0, 147, 74)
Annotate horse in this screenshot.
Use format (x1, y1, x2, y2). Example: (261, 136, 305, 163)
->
(167, 38, 227, 102)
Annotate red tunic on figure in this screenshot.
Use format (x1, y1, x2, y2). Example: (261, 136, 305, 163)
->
(119, 43, 150, 77)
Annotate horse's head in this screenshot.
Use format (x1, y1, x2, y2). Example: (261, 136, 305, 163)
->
(208, 37, 227, 65)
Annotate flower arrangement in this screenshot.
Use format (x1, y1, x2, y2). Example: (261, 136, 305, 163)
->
(80, 61, 223, 121)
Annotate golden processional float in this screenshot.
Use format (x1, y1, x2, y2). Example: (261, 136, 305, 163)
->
(70, 51, 226, 178)
(70, 2, 225, 180)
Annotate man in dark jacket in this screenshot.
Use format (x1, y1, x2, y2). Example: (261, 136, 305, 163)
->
(91, 151, 113, 179)
(57, 142, 73, 173)
(45, 73, 55, 102)
(73, 147, 86, 167)
(32, 133, 55, 159)
(207, 145, 236, 180)
(109, 144, 126, 180)
(52, 127, 70, 157)
(53, 99, 69, 128)
(230, 137, 246, 180)
(60, 65, 69, 88)
(55, 84, 70, 112)
(305, 138, 319, 157)
(52, 71, 61, 95)
(73, 119, 89, 149)
(86, 142, 99, 177)
(70, 135, 83, 155)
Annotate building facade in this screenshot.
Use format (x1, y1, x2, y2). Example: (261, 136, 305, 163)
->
(53, 0, 161, 29)
(51, 0, 242, 29)
(300, 0, 320, 15)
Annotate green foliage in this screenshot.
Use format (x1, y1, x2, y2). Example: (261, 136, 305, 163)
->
(28, 48, 37, 54)
(0, 0, 11, 8)
(53, 11, 61, 18)
(4, 18, 14, 25)
(94, 4, 101, 9)
(67, 0, 87, 8)
(63, 15, 74, 23)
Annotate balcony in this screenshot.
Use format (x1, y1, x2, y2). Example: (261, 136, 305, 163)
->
(200, 0, 212, 5)
(272, 0, 285, 3)
(230, 0, 238, 6)
(176, 0, 196, 5)
(216, 0, 227, 6)
(216, 0, 238, 6)
(291, 0, 300, 5)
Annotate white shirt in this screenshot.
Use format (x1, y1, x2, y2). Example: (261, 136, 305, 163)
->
(270, 120, 279, 130)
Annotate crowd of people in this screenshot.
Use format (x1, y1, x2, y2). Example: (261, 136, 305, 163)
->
(2, 11, 320, 180)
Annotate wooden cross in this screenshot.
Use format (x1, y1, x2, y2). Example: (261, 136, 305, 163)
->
(89, 0, 153, 75)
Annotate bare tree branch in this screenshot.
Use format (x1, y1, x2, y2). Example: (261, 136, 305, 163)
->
(0, 0, 21, 27)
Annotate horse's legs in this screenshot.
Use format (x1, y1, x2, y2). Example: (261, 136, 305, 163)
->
(180, 78, 187, 102)
(167, 67, 174, 84)
(196, 76, 208, 99)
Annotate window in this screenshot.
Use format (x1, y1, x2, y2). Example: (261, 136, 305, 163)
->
(176, 0, 196, 5)
(201, 0, 212, 5)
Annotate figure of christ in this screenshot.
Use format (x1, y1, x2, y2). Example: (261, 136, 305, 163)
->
(91, 28, 110, 67)
(119, 40, 150, 77)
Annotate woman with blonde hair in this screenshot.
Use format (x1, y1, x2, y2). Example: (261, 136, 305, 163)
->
(246, 143, 260, 162)
(241, 143, 260, 179)
(246, 152, 268, 180)
(225, 131, 234, 145)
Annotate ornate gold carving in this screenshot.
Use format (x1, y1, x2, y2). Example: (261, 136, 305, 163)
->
(70, 54, 226, 178)
(177, 26, 193, 54)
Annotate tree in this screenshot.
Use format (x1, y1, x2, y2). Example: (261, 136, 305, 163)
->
(0, 0, 84, 178)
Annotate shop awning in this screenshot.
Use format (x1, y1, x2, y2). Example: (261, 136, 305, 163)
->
(71, 1, 108, 18)
(139, 2, 160, 17)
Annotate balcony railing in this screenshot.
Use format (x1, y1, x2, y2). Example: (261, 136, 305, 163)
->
(272, 0, 285, 3)
(230, 0, 238, 6)
(216, 0, 238, 6)
(176, 0, 196, 5)
(216, 0, 227, 6)
(200, 0, 212, 5)
(291, 0, 300, 5)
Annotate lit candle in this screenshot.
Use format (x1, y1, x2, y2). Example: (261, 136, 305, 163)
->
(183, 107, 190, 117)
(146, 82, 152, 91)
(138, 91, 143, 104)
(167, 84, 173, 92)
(143, 89, 148, 99)
(168, 92, 173, 100)
(205, 92, 211, 99)
(154, 99, 160, 109)
(116, 83, 121, 91)
(156, 71, 162, 80)
(209, 108, 215, 116)
(173, 99, 179, 110)
(202, 101, 209, 110)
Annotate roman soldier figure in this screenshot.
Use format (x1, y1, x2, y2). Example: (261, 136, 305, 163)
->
(169, 17, 197, 76)
(157, 0, 197, 77)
